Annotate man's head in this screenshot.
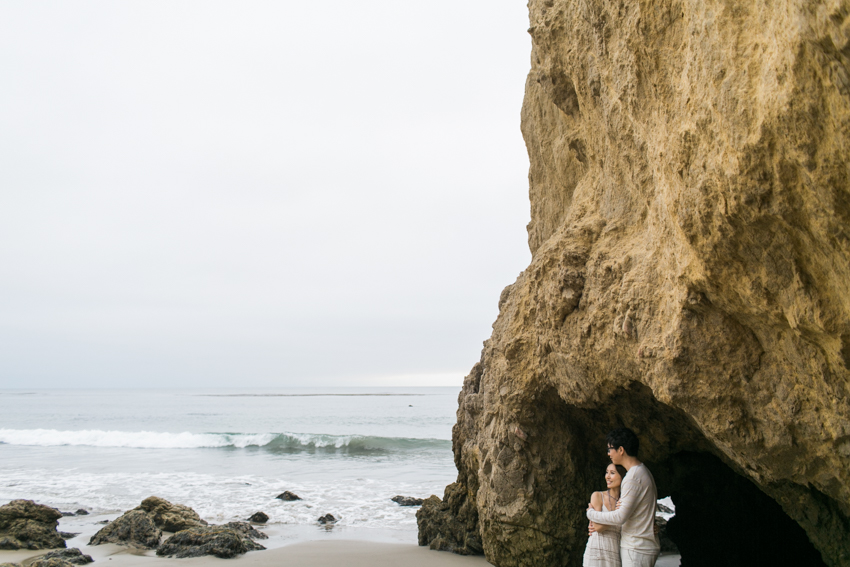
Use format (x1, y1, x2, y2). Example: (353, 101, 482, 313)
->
(606, 427, 639, 465)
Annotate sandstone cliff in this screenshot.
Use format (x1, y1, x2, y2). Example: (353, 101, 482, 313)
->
(418, 1, 850, 566)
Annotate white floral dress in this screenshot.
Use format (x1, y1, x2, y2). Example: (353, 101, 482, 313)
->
(582, 498, 621, 567)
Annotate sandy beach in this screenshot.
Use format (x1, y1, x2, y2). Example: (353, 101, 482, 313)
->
(0, 542, 686, 567)
(0, 541, 492, 567)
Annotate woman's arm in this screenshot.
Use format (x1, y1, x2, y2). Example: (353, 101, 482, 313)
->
(587, 492, 608, 534)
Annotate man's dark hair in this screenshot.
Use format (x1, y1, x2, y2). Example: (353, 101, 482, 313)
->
(607, 427, 639, 457)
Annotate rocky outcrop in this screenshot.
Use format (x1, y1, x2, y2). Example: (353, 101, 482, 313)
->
(392, 496, 424, 507)
(216, 522, 268, 541)
(0, 500, 65, 550)
(88, 510, 161, 549)
(28, 559, 74, 567)
(247, 512, 268, 524)
(136, 497, 206, 533)
(155, 526, 265, 559)
(42, 548, 94, 565)
(417, 483, 482, 555)
(88, 497, 208, 549)
(420, 1, 850, 566)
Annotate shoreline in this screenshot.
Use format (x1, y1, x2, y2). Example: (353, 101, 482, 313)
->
(1, 540, 492, 567)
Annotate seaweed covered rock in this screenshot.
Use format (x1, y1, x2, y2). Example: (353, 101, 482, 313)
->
(275, 491, 300, 501)
(42, 548, 94, 565)
(391, 496, 424, 507)
(28, 559, 74, 567)
(155, 526, 265, 559)
(217, 522, 267, 540)
(0, 500, 65, 550)
(416, 483, 481, 555)
(88, 510, 161, 549)
(136, 497, 206, 533)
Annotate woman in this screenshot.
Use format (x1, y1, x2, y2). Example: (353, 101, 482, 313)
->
(583, 463, 627, 567)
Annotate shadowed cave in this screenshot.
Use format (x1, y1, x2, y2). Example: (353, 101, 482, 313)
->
(538, 382, 827, 567)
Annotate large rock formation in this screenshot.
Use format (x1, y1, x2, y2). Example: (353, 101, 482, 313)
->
(88, 496, 205, 549)
(88, 510, 161, 549)
(0, 500, 65, 550)
(136, 496, 206, 533)
(155, 526, 266, 559)
(419, 1, 850, 566)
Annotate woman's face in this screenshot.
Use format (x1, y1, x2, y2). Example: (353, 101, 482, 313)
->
(605, 464, 622, 489)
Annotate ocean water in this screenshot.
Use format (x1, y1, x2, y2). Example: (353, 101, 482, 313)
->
(0, 387, 460, 544)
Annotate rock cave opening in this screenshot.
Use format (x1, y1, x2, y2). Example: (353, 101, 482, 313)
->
(543, 382, 826, 567)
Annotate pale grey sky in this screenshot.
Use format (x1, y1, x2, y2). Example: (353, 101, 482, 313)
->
(0, 1, 532, 388)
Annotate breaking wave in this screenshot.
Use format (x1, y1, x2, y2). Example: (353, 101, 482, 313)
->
(0, 429, 450, 455)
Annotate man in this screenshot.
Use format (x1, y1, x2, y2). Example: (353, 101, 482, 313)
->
(586, 427, 660, 567)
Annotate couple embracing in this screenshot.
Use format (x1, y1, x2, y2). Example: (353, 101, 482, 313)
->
(583, 427, 661, 567)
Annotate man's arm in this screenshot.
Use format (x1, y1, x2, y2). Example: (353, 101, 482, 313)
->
(586, 477, 642, 526)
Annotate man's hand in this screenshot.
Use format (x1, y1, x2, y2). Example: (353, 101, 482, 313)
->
(588, 521, 597, 536)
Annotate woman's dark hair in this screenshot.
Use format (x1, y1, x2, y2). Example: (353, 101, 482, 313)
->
(607, 463, 627, 479)
(607, 427, 640, 457)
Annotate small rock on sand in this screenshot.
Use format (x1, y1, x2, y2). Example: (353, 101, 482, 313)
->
(317, 514, 336, 525)
(43, 548, 94, 565)
(155, 526, 265, 559)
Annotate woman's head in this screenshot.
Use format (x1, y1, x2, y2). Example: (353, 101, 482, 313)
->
(605, 463, 627, 489)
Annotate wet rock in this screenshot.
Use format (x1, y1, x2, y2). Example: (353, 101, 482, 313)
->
(43, 548, 94, 565)
(0, 500, 66, 550)
(136, 497, 206, 532)
(217, 522, 268, 540)
(247, 512, 268, 524)
(656, 503, 674, 515)
(391, 496, 424, 507)
(0, 563, 21, 567)
(317, 514, 336, 525)
(29, 558, 74, 567)
(60, 510, 88, 518)
(58, 533, 79, 540)
(416, 483, 481, 556)
(275, 491, 301, 501)
(155, 526, 265, 559)
(654, 517, 678, 553)
(88, 509, 161, 549)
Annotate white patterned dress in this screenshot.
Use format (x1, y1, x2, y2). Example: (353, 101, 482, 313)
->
(582, 497, 622, 567)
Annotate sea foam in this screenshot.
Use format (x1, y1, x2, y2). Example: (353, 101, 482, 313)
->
(0, 429, 449, 453)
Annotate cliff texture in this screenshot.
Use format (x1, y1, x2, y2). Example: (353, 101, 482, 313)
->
(419, 1, 850, 566)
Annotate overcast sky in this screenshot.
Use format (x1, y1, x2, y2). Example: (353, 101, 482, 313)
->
(0, 1, 532, 388)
